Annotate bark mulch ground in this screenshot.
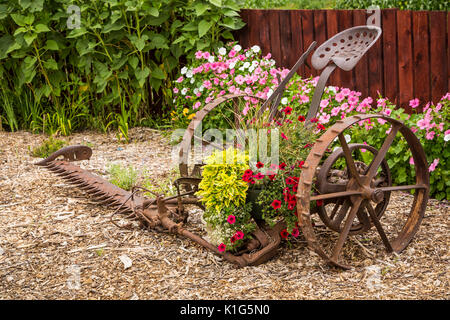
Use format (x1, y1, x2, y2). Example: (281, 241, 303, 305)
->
(0, 129, 448, 299)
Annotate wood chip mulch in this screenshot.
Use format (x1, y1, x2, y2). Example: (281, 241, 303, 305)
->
(0, 129, 448, 300)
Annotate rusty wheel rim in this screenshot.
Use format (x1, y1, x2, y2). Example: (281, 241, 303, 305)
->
(296, 114, 429, 269)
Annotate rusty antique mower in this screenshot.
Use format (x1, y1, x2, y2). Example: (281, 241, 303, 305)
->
(35, 26, 429, 269)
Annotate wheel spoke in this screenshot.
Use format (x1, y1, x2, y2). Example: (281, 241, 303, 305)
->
(377, 184, 428, 192)
(309, 190, 362, 202)
(331, 199, 351, 230)
(338, 134, 363, 186)
(366, 124, 401, 180)
(365, 201, 393, 252)
(329, 198, 344, 220)
(331, 197, 363, 261)
(356, 201, 371, 230)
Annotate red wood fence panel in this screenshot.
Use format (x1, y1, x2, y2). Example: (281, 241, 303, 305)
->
(235, 9, 449, 110)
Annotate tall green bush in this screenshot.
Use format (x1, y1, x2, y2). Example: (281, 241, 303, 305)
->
(0, 0, 244, 138)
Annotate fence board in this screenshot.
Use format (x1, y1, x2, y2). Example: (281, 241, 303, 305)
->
(396, 10, 414, 112)
(381, 9, 398, 105)
(300, 10, 315, 77)
(353, 9, 369, 97)
(313, 10, 327, 78)
(290, 10, 304, 75)
(279, 10, 293, 68)
(429, 11, 447, 104)
(412, 11, 431, 110)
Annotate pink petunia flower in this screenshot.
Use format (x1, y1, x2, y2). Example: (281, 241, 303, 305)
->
(409, 98, 420, 109)
(235, 231, 244, 240)
(428, 158, 439, 172)
(218, 243, 226, 252)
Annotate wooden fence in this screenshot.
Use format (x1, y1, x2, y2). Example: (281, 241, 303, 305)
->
(235, 9, 449, 112)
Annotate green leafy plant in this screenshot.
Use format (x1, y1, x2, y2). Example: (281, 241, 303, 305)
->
(0, 0, 244, 138)
(29, 136, 67, 158)
(197, 147, 256, 252)
(108, 163, 139, 191)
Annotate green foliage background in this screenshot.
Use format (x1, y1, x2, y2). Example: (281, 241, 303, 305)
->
(0, 0, 244, 139)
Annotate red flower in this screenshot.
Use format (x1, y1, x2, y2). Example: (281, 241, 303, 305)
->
(271, 199, 282, 210)
(291, 228, 300, 238)
(244, 169, 253, 176)
(298, 115, 305, 122)
(268, 174, 276, 181)
(218, 243, 226, 252)
(317, 123, 326, 131)
(280, 229, 289, 239)
(279, 163, 287, 170)
(303, 143, 313, 149)
(281, 132, 288, 140)
(227, 215, 236, 224)
(286, 176, 299, 185)
(316, 200, 324, 206)
(254, 172, 264, 180)
(298, 160, 305, 169)
(283, 106, 293, 115)
(235, 231, 244, 240)
(310, 117, 319, 123)
(230, 236, 236, 244)
(256, 161, 264, 168)
(287, 201, 296, 210)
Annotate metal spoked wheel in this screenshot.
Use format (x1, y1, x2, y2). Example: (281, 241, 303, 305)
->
(296, 114, 429, 269)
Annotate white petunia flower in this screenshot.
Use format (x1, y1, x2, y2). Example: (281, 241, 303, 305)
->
(229, 61, 236, 69)
(186, 70, 193, 78)
(243, 62, 250, 69)
(218, 47, 226, 55)
(181, 88, 188, 95)
(193, 88, 199, 95)
(233, 44, 242, 52)
(281, 97, 288, 105)
(181, 67, 187, 75)
(248, 66, 255, 73)
(246, 51, 252, 57)
(252, 60, 259, 67)
(208, 56, 215, 63)
(190, 78, 195, 84)
(267, 89, 274, 97)
(199, 85, 204, 92)
(251, 45, 261, 53)
(445, 134, 450, 142)
(344, 134, 351, 143)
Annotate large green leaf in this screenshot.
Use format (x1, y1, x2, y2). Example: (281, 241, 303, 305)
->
(198, 20, 213, 38)
(135, 67, 150, 87)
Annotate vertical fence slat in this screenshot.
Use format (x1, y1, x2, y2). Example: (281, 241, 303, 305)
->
(448, 11, 450, 95)
(429, 11, 447, 104)
(367, 15, 384, 99)
(326, 10, 339, 87)
(238, 9, 250, 49)
(313, 10, 327, 78)
(397, 10, 414, 112)
(353, 9, 369, 96)
(247, 10, 262, 48)
(301, 10, 314, 77)
(268, 10, 282, 69)
(335, 10, 354, 91)
(290, 10, 304, 75)
(259, 10, 271, 57)
(279, 10, 293, 68)
(413, 11, 431, 110)
(381, 9, 398, 105)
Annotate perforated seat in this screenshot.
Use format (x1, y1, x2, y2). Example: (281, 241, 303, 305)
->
(311, 25, 382, 71)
